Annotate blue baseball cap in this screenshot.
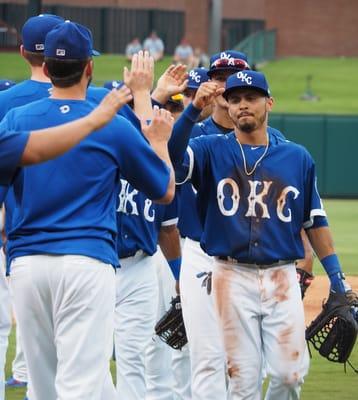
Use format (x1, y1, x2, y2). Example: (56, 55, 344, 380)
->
(187, 68, 209, 90)
(44, 21, 100, 60)
(22, 14, 64, 53)
(0, 79, 16, 91)
(223, 71, 271, 99)
(208, 50, 250, 78)
(103, 80, 124, 90)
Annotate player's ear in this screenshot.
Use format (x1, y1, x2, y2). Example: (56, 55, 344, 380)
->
(19, 45, 25, 58)
(85, 60, 94, 77)
(43, 63, 50, 79)
(266, 96, 274, 112)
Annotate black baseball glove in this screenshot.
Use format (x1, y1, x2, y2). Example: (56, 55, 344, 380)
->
(155, 295, 188, 350)
(296, 267, 314, 299)
(306, 290, 358, 368)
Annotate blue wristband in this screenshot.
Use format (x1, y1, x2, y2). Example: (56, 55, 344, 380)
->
(168, 257, 181, 281)
(320, 254, 346, 293)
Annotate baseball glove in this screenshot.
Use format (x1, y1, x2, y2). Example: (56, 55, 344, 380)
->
(306, 290, 358, 369)
(155, 295, 188, 350)
(296, 267, 314, 299)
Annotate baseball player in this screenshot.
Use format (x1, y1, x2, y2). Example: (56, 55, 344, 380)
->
(0, 84, 140, 400)
(145, 96, 192, 400)
(170, 50, 286, 400)
(171, 69, 354, 399)
(1, 20, 175, 400)
(114, 180, 181, 400)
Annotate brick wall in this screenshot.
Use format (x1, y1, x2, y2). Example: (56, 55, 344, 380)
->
(4, 0, 358, 56)
(265, 0, 358, 57)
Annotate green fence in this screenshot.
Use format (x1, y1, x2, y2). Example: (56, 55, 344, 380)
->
(235, 29, 276, 66)
(269, 114, 358, 198)
(0, 3, 184, 54)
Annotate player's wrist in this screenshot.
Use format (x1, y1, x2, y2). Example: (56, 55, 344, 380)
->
(168, 257, 181, 281)
(320, 254, 347, 294)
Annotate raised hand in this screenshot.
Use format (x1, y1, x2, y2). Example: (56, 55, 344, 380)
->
(152, 64, 188, 104)
(124, 50, 154, 94)
(140, 106, 174, 145)
(192, 82, 224, 110)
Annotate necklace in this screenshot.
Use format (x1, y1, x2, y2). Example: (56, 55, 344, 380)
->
(236, 132, 269, 176)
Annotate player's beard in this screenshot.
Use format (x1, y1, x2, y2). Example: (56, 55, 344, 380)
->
(239, 111, 266, 133)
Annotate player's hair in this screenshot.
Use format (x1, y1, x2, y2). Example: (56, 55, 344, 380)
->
(164, 101, 184, 114)
(23, 50, 45, 67)
(44, 58, 90, 88)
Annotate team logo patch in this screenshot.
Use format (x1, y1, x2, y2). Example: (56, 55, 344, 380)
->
(35, 43, 44, 51)
(60, 105, 70, 114)
(189, 70, 201, 83)
(220, 51, 232, 60)
(56, 49, 66, 56)
(236, 71, 252, 85)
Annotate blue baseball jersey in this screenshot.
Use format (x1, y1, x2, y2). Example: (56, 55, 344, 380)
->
(177, 131, 325, 263)
(116, 178, 178, 258)
(0, 80, 52, 121)
(0, 129, 29, 186)
(0, 97, 170, 267)
(86, 86, 140, 130)
(177, 112, 286, 242)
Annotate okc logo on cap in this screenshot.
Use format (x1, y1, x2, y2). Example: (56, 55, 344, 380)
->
(189, 70, 201, 83)
(220, 51, 232, 60)
(237, 71, 252, 85)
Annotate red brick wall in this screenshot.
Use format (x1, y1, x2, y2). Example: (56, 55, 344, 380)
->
(5, 0, 358, 56)
(223, 0, 265, 20)
(265, 0, 358, 57)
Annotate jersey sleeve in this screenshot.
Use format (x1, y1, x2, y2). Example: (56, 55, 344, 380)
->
(112, 117, 171, 200)
(302, 153, 326, 229)
(161, 195, 179, 226)
(168, 103, 201, 166)
(175, 135, 208, 190)
(0, 127, 29, 186)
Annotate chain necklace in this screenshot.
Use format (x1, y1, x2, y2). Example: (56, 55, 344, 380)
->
(235, 132, 269, 176)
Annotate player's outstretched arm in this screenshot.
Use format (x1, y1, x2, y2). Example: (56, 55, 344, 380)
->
(20, 86, 133, 166)
(151, 64, 188, 105)
(140, 106, 175, 204)
(124, 50, 154, 120)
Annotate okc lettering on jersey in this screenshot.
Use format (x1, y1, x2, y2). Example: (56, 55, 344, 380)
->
(117, 179, 155, 222)
(217, 178, 300, 222)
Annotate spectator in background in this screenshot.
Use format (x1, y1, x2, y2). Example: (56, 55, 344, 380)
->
(192, 47, 209, 68)
(125, 37, 142, 61)
(143, 31, 164, 61)
(173, 38, 193, 67)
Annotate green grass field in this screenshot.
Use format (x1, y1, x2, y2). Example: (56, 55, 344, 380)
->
(4, 199, 358, 399)
(1, 52, 358, 114)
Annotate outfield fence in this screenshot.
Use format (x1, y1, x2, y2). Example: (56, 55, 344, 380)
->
(270, 114, 358, 198)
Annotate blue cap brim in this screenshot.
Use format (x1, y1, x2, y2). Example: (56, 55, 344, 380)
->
(223, 86, 270, 100)
(92, 49, 101, 56)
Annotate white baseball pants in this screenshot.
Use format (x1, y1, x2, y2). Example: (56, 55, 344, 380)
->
(12, 321, 28, 383)
(212, 260, 309, 400)
(9, 254, 116, 400)
(114, 252, 158, 400)
(0, 248, 11, 400)
(145, 248, 191, 400)
(180, 238, 229, 400)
